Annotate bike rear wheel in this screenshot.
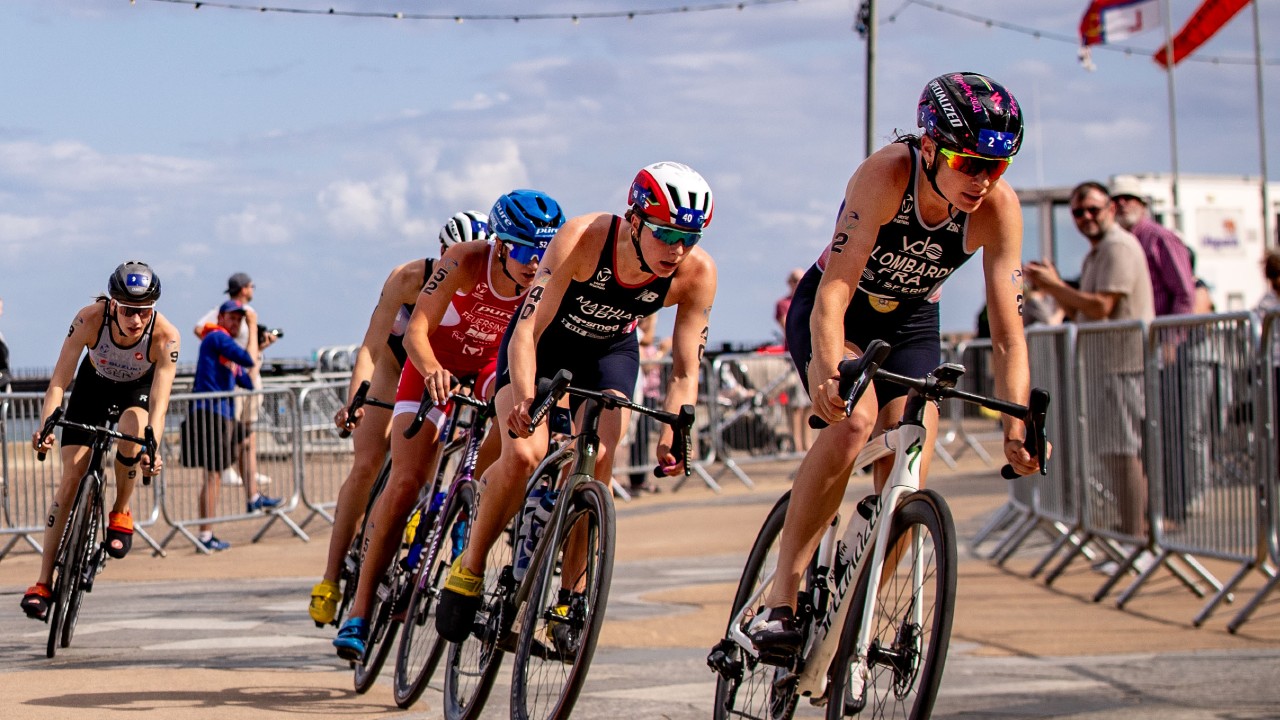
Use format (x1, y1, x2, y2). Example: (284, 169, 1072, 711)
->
(511, 479, 615, 720)
(395, 481, 475, 709)
(825, 489, 956, 720)
(712, 491, 798, 720)
(441, 488, 514, 720)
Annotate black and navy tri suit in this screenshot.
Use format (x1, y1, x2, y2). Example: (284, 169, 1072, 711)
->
(786, 144, 978, 404)
(386, 257, 434, 369)
(497, 216, 673, 404)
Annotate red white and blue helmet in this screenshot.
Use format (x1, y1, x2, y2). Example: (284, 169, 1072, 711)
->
(628, 162, 714, 231)
(917, 72, 1023, 158)
(108, 261, 161, 306)
(439, 210, 489, 251)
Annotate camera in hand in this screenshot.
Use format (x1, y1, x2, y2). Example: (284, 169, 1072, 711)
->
(257, 324, 284, 344)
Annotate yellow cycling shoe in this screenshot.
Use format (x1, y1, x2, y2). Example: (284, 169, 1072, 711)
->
(309, 579, 341, 627)
(435, 558, 484, 643)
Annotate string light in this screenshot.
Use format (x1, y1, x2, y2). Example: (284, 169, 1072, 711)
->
(891, 0, 1277, 67)
(133, 0, 800, 23)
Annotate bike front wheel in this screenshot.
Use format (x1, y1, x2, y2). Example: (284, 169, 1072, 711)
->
(441, 487, 514, 720)
(711, 490, 798, 720)
(510, 479, 615, 720)
(394, 481, 475, 709)
(825, 489, 957, 720)
(46, 476, 101, 657)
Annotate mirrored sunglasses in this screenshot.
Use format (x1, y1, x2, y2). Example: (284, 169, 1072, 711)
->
(642, 218, 701, 248)
(117, 304, 154, 318)
(506, 241, 546, 265)
(938, 147, 1013, 181)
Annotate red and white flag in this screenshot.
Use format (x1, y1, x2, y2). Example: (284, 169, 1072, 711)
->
(1153, 0, 1249, 69)
(1079, 0, 1163, 69)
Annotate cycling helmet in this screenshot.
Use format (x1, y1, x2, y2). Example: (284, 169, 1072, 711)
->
(628, 161, 714, 231)
(917, 72, 1023, 158)
(439, 210, 490, 251)
(489, 190, 565, 248)
(107, 261, 161, 306)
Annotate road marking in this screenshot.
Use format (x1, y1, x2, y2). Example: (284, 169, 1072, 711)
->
(142, 635, 331, 651)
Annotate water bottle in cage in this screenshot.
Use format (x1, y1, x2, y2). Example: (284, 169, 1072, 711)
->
(514, 485, 558, 581)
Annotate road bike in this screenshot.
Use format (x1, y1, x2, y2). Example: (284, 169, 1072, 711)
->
(336, 380, 487, 694)
(440, 369, 695, 720)
(35, 406, 157, 659)
(708, 339, 1049, 720)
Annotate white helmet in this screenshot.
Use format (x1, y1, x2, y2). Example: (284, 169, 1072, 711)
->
(628, 161, 714, 231)
(439, 210, 490, 253)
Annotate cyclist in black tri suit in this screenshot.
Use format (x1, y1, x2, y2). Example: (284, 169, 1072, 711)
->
(22, 262, 180, 620)
(433, 162, 719, 641)
(746, 72, 1044, 659)
(308, 211, 488, 626)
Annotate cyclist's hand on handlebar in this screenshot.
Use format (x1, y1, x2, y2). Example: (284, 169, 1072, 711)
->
(1002, 436, 1050, 477)
(653, 442, 684, 477)
(334, 405, 364, 432)
(810, 372, 849, 426)
(32, 431, 54, 454)
(421, 366, 456, 407)
(506, 397, 536, 439)
(142, 451, 163, 477)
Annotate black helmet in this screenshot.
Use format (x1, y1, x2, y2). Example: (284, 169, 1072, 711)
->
(108, 261, 162, 306)
(917, 72, 1023, 159)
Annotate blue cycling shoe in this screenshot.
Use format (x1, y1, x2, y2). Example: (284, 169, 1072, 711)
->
(333, 617, 368, 661)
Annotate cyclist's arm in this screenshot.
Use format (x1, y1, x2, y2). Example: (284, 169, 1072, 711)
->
(35, 303, 100, 448)
(653, 248, 717, 471)
(404, 244, 482, 402)
(144, 314, 182, 470)
(809, 148, 904, 423)
(973, 184, 1039, 475)
(347, 258, 427, 409)
(505, 214, 605, 435)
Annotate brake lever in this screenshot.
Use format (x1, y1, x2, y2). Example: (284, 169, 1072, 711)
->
(339, 380, 371, 439)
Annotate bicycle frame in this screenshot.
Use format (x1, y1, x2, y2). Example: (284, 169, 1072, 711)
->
(726, 417, 928, 700)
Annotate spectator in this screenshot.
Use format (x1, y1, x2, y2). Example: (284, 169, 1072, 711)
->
(1256, 249, 1280, 313)
(775, 268, 812, 451)
(0, 297, 10, 390)
(190, 300, 279, 552)
(193, 273, 277, 497)
(1110, 177, 1195, 316)
(1187, 248, 1215, 315)
(1025, 181, 1154, 567)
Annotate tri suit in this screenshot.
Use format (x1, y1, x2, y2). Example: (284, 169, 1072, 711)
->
(63, 302, 157, 447)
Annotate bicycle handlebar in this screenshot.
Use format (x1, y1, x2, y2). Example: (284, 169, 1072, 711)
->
(809, 338, 1049, 479)
(404, 377, 487, 440)
(37, 407, 161, 484)
(339, 379, 395, 439)
(521, 369, 697, 477)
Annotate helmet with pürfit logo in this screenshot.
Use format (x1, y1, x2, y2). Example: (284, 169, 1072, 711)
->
(917, 72, 1023, 158)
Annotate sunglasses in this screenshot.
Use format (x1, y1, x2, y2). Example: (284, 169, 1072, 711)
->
(117, 304, 154, 318)
(1071, 205, 1109, 219)
(937, 147, 1013, 181)
(506, 241, 546, 265)
(642, 218, 701, 248)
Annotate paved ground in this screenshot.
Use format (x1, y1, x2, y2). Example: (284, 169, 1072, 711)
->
(2, 452, 1279, 719)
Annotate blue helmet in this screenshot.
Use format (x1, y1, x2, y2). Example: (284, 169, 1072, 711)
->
(489, 190, 565, 251)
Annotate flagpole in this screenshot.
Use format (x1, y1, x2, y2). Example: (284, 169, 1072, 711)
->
(1161, 0, 1183, 233)
(1251, 0, 1273, 247)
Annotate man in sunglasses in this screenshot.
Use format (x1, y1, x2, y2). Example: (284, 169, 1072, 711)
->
(1025, 181, 1154, 550)
(745, 72, 1043, 662)
(433, 162, 718, 642)
(333, 189, 566, 659)
(23, 261, 181, 619)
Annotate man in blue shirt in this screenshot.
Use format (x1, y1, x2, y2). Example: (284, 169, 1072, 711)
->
(189, 300, 279, 551)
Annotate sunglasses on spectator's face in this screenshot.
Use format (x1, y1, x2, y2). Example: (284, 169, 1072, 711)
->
(641, 218, 701, 248)
(117, 304, 154, 318)
(1071, 205, 1109, 219)
(937, 147, 1013, 181)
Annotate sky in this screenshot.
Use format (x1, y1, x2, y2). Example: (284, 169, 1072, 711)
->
(1, 0, 1276, 371)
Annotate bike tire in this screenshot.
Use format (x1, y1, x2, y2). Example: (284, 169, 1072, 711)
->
(353, 561, 405, 693)
(712, 490, 799, 720)
(45, 475, 96, 657)
(511, 479, 615, 720)
(441, 491, 515, 720)
(394, 481, 475, 709)
(61, 481, 103, 649)
(825, 489, 956, 720)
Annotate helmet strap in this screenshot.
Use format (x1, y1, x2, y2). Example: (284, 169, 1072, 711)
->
(921, 143, 957, 216)
(495, 243, 526, 295)
(628, 219, 655, 275)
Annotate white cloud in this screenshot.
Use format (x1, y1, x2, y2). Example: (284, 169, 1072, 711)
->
(215, 203, 295, 246)
(0, 140, 213, 192)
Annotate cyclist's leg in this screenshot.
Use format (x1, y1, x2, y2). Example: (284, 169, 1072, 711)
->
(23, 445, 91, 616)
(559, 397, 628, 590)
(345, 410, 441, 624)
